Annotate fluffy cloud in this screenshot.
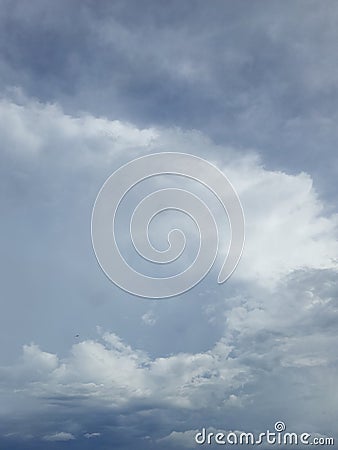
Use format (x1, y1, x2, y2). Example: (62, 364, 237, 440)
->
(0, 93, 157, 161)
(221, 156, 338, 287)
(1, 93, 337, 287)
(5, 329, 243, 410)
(0, 95, 337, 448)
(3, 275, 337, 445)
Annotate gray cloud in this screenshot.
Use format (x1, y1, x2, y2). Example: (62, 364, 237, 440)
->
(1, 0, 338, 200)
(0, 2, 338, 449)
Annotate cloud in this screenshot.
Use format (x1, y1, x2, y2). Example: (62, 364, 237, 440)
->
(157, 429, 199, 448)
(0, 95, 337, 448)
(0, 94, 157, 162)
(1, 0, 338, 196)
(141, 310, 156, 326)
(5, 330, 244, 410)
(221, 155, 338, 287)
(1, 2, 338, 449)
(1, 94, 337, 287)
(84, 432, 101, 439)
(42, 432, 75, 441)
(2, 265, 338, 445)
(22, 343, 59, 373)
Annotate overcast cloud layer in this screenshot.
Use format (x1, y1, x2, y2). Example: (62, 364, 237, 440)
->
(0, 2, 337, 449)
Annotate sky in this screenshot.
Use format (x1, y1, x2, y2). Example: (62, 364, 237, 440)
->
(0, 1, 338, 449)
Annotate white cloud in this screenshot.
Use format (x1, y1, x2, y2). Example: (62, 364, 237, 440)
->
(2, 94, 337, 295)
(0, 94, 157, 163)
(0, 95, 337, 443)
(221, 155, 338, 288)
(84, 432, 101, 439)
(141, 310, 156, 326)
(42, 432, 75, 441)
(22, 343, 58, 373)
(9, 331, 243, 411)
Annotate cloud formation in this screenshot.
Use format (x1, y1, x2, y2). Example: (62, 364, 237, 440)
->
(0, 95, 337, 449)
(1, 1, 338, 449)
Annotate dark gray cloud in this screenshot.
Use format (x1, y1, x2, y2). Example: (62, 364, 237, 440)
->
(1, 0, 338, 201)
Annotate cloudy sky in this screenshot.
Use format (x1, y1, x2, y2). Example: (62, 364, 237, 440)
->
(0, 1, 338, 449)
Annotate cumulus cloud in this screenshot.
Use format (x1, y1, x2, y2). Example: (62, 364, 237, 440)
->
(1, 94, 337, 286)
(0, 95, 337, 448)
(0, 94, 157, 162)
(221, 155, 338, 287)
(5, 330, 243, 410)
(2, 265, 338, 444)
